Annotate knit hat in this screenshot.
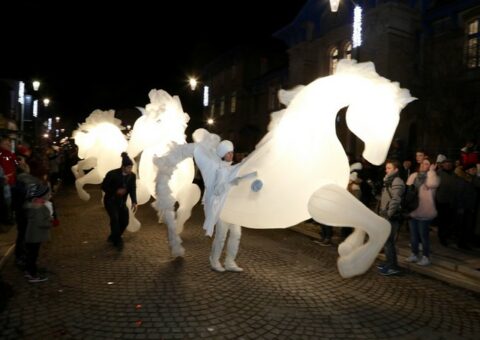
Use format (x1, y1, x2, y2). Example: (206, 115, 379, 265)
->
(26, 183, 50, 199)
(121, 152, 133, 167)
(216, 140, 234, 158)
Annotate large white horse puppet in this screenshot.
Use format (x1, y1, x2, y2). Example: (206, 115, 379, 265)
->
(160, 60, 415, 277)
(127, 89, 200, 252)
(71, 109, 128, 201)
(219, 60, 415, 278)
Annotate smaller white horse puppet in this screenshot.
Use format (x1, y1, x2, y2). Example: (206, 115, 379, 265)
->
(71, 109, 128, 201)
(158, 60, 415, 277)
(128, 89, 200, 254)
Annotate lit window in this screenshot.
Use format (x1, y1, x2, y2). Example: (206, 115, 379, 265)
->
(220, 96, 225, 116)
(466, 18, 480, 68)
(210, 99, 215, 115)
(330, 47, 339, 74)
(344, 41, 352, 60)
(230, 92, 237, 113)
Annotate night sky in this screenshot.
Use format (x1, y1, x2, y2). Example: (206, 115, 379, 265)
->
(1, 0, 307, 128)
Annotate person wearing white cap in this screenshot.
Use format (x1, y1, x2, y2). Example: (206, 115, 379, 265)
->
(207, 140, 244, 272)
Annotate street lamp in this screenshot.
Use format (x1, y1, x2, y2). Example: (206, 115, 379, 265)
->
(329, 0, 340, 12)
(188, 77, 198, 91)
(32, 80, 41, 91)
(55, 116, 60, 123)
(328, 1, 363, 49)
(43, 98, 50, 107)
(207, 118, 214, 125)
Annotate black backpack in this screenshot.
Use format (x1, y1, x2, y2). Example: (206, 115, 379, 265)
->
(385, 182, 418, 220)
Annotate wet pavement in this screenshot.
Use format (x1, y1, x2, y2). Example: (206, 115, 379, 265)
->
(0, 185, 479, 339)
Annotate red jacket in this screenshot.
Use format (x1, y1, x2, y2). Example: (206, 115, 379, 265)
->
(0, 147, 18, 185)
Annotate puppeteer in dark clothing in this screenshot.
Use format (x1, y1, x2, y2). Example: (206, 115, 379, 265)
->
(101, 152, 137, 248)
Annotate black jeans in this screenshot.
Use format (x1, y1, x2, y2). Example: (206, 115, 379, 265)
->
(25, 242, 41, 276)
(384, 219, 400, 268)
(15, 211, 28, 260)
(104, 199, 129, 245)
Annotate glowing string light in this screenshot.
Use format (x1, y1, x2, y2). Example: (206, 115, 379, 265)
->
(203, 86, 209, 107)
(353, 5, 363, 48)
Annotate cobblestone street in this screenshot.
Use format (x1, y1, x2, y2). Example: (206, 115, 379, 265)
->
(1, 185, 479, 339)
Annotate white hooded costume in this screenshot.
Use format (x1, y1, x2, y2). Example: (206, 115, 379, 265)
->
(195, 140, 244, 272)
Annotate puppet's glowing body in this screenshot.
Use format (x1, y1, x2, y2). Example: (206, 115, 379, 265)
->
(219, 60, 415, 277)
(71, 110, 128, 201)
(127, 90, 200, 252)
(162, 60, 414, 277)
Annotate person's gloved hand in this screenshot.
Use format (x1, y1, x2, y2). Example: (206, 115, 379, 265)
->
(251, 179, 263, 192)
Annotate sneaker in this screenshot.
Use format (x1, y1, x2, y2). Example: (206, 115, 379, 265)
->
(406, 254, 419, 263)
(379, 267, 400, 276)
(319, 239, 332, 247)
(417, 256, 431, 266)
(376, 263, 386, 270)
(28, 275, 48, 283)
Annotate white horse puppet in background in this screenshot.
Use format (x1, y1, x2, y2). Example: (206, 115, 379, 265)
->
(127, 89, 200, 254)
(160, 60, 415, 277)
(71, 109, 128, 201)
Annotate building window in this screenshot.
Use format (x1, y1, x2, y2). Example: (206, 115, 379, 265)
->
(210, 99, 215, 115)
(466, 18, 480, 68)
(230, 91, 237, 113)
(329, 47, 339, 74)
(220, 96, 225, 116)
(344, 41, 352, 59)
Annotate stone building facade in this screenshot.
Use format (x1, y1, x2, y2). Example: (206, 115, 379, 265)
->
(202, 0, 480, 159)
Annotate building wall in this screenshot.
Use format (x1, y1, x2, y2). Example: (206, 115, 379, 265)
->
(201, 42, 289, 152)
(281, 0, 480, 159)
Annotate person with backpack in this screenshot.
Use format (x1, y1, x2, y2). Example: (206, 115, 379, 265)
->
(378, 160, 405, 276)
(405, 158, 440, 266)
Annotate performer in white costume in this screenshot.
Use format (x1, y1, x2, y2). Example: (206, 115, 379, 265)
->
(205, 140, 244, 272)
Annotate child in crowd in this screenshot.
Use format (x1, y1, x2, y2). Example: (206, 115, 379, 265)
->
(24, 183, 53, 283)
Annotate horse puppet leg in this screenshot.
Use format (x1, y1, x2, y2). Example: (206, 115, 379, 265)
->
(75, 168, 102, 201)
(174, 183, 201, 235)
(308, 184, 390, 278)
(163, 209, 185, 258)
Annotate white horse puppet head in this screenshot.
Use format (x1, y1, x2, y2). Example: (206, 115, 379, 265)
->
(71, 109, 128, 200)
(220, 60, 416, 229)
(127, 89, 192, 199)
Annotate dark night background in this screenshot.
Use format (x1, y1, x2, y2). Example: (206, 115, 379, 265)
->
(0, 0, 307, 130)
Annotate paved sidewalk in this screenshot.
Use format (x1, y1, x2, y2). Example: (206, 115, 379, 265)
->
(294, 221, 480, 293)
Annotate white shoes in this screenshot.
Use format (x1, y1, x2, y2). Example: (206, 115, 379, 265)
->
(417, 256, 431, 266)
(406, 254, 419, 263)
(224, 260, 243, 272)
(209, 256, 225, 272)
(406, 254, 431, 266)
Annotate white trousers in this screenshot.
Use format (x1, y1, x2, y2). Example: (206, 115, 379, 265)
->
(211, 220, 241, 264)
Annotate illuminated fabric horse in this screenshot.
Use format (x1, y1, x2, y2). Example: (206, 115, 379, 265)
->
(159, 60, 415, 277)
(127, 89, 200, 252)
(71, 109, 128, 201)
